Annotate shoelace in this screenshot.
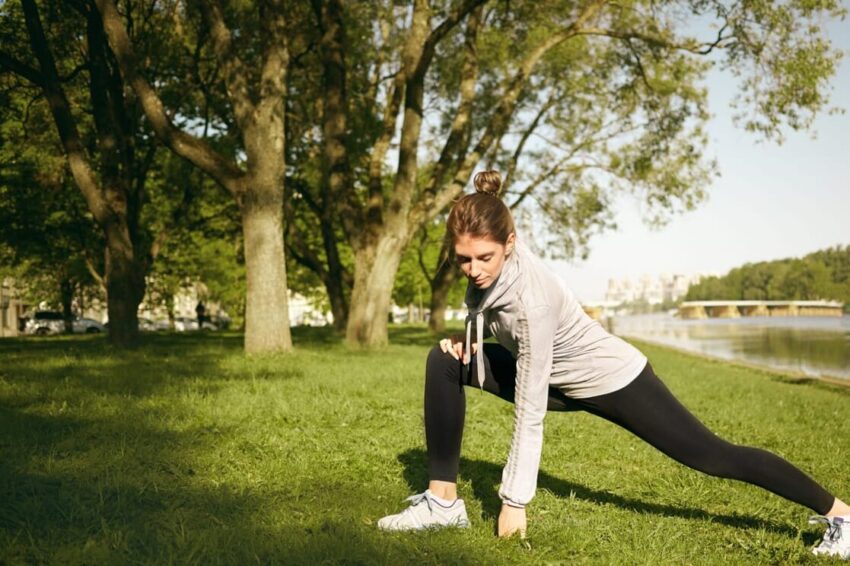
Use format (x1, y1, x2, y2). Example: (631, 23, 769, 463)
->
(407, 492, 433, 509)
(389, 491, 433, 528)
(810, 515, 841, 547)
(403, 492, 433, 514)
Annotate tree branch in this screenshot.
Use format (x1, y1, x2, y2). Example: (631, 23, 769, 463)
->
(411, 0, 609, 228)
(84, 256, 107, 292)
(576, 25, 733, 55)
(416, 227, 434, 284)
(200, 0, 255, 131)
(0, 52, 47, 88)
(419, 5, 482, 202)
(20, 0, 110, 224)
(501, 98, 555, 195)
(95, 0, 246, 195)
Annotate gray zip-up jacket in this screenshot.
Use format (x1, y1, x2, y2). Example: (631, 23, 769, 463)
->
(464, 240, 646, 508)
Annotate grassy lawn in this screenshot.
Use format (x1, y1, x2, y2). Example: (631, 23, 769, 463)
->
(1, 326, 849, 565)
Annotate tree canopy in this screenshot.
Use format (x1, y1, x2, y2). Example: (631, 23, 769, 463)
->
(1, 0, 846, 349)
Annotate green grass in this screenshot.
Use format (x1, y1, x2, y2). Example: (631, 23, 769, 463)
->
(1, 326, 849, 565)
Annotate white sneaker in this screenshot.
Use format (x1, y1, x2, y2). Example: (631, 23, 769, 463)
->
(377, 490, 470, 531)
(810, 515, 850, 559)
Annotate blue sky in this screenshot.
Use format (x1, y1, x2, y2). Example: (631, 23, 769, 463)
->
(550, 18, 850, 302)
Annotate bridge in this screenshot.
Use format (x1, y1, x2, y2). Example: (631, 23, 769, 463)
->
(677, 300, 845, 320)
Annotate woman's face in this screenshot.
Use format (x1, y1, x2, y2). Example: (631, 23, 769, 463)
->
(454, 233, 515, 289)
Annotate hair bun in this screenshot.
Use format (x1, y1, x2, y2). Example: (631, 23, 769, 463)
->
(473, 170, 502, 196)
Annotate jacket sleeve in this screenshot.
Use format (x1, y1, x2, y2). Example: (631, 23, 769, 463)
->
(498, 303, 557, 508)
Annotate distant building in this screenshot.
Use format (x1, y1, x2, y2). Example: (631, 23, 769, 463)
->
(0, 278, 28, 337)
(288, 291, 333, 326)
(605, 273, 708, 305)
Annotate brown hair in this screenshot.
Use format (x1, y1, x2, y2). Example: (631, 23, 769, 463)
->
(446, 170, 515, 246)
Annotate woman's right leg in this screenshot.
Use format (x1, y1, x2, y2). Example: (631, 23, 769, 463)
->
(575, 362, 838, 514)
(424, 343, 579, 499)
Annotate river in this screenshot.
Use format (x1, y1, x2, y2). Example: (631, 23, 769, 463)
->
(611, 313, 850, 382)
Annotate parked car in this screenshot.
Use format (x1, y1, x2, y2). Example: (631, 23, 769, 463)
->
(23, 310, 65, 336)
(73, 317, 105, 334)
(22, 311, 105, 335)
(173, 316, 218, 331)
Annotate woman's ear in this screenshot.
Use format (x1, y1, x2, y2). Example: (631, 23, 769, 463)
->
(505, 233, 516, 255)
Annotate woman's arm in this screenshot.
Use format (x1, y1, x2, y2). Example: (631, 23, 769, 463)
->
(497, 303, 557, 510)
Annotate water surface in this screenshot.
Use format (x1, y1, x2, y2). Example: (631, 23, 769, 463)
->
(613, 314, 850, 381)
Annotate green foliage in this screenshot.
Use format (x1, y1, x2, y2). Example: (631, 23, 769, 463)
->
(0, 84, 103, 309)
(142, 152, 246, 324)
(1, 332, 848, 563)
(686, 245, 850, 308)
(2, 0, 847, 340)
(394, 218, 466, 309)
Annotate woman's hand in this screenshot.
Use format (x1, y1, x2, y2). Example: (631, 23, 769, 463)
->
(439, 335, 478, 363)
(497, 504, 527, 538)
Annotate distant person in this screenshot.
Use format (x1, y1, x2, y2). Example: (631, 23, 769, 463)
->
(195, 301, 206, 330)
(377, 171, 850, 559)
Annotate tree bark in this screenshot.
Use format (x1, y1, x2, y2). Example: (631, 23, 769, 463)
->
(344, 0, 433, 347)
(310, 0, 354, 332)
(346, 235, 406, 347)
(322, 242, 349, 332)
(285, 215, 349, 332)
(427, 251, 459, 333)
(60, 276, 75, 334)
(104, 219, 144, 344)
(241, 191, 290, 353)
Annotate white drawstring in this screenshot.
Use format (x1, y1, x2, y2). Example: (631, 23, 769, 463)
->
(464, 312, 486, 390)
(465, 314, 472, 365)
(476, 312, 484, 389)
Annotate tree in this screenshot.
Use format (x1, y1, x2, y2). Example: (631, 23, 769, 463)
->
(782, 259, 832, 301)
(1, 0, 165, 346)
(97, 0, 294, 353)
(291, 0, 844, 346)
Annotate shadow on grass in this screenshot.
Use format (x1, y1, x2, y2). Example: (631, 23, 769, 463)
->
(768, 374, 850, 396)
(397, 448, 801, 539)
(0, 332, 303, 399)
(0, 404, 499, 564)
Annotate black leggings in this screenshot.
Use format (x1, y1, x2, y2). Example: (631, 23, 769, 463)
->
(424, 343, 835, 514)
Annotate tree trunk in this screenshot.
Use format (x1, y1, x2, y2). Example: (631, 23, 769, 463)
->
(60, 276, 75, 333)
(345, 235, 406, 347)
(165, 294, 175, 329)
(314, 0, 352, 334)
(428, 257, 459, 333)
(104, 220, 144, 347)
(325, 267, 348, 332)
(241, 190, 292, 353)
(320, 217, 349, 332)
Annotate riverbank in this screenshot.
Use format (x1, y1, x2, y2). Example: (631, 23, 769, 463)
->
(623, 334, 850, 389)
(1, 329, 848, 564)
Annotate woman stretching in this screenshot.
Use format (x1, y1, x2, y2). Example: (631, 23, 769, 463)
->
(377, 170, 849, 559)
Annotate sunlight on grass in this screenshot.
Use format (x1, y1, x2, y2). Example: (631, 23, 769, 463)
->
(1, 328, 848, 564)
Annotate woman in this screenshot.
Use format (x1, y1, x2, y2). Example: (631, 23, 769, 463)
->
(376, 170, 849, 558)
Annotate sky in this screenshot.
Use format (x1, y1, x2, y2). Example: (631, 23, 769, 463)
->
(548, 18, 850, 303)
